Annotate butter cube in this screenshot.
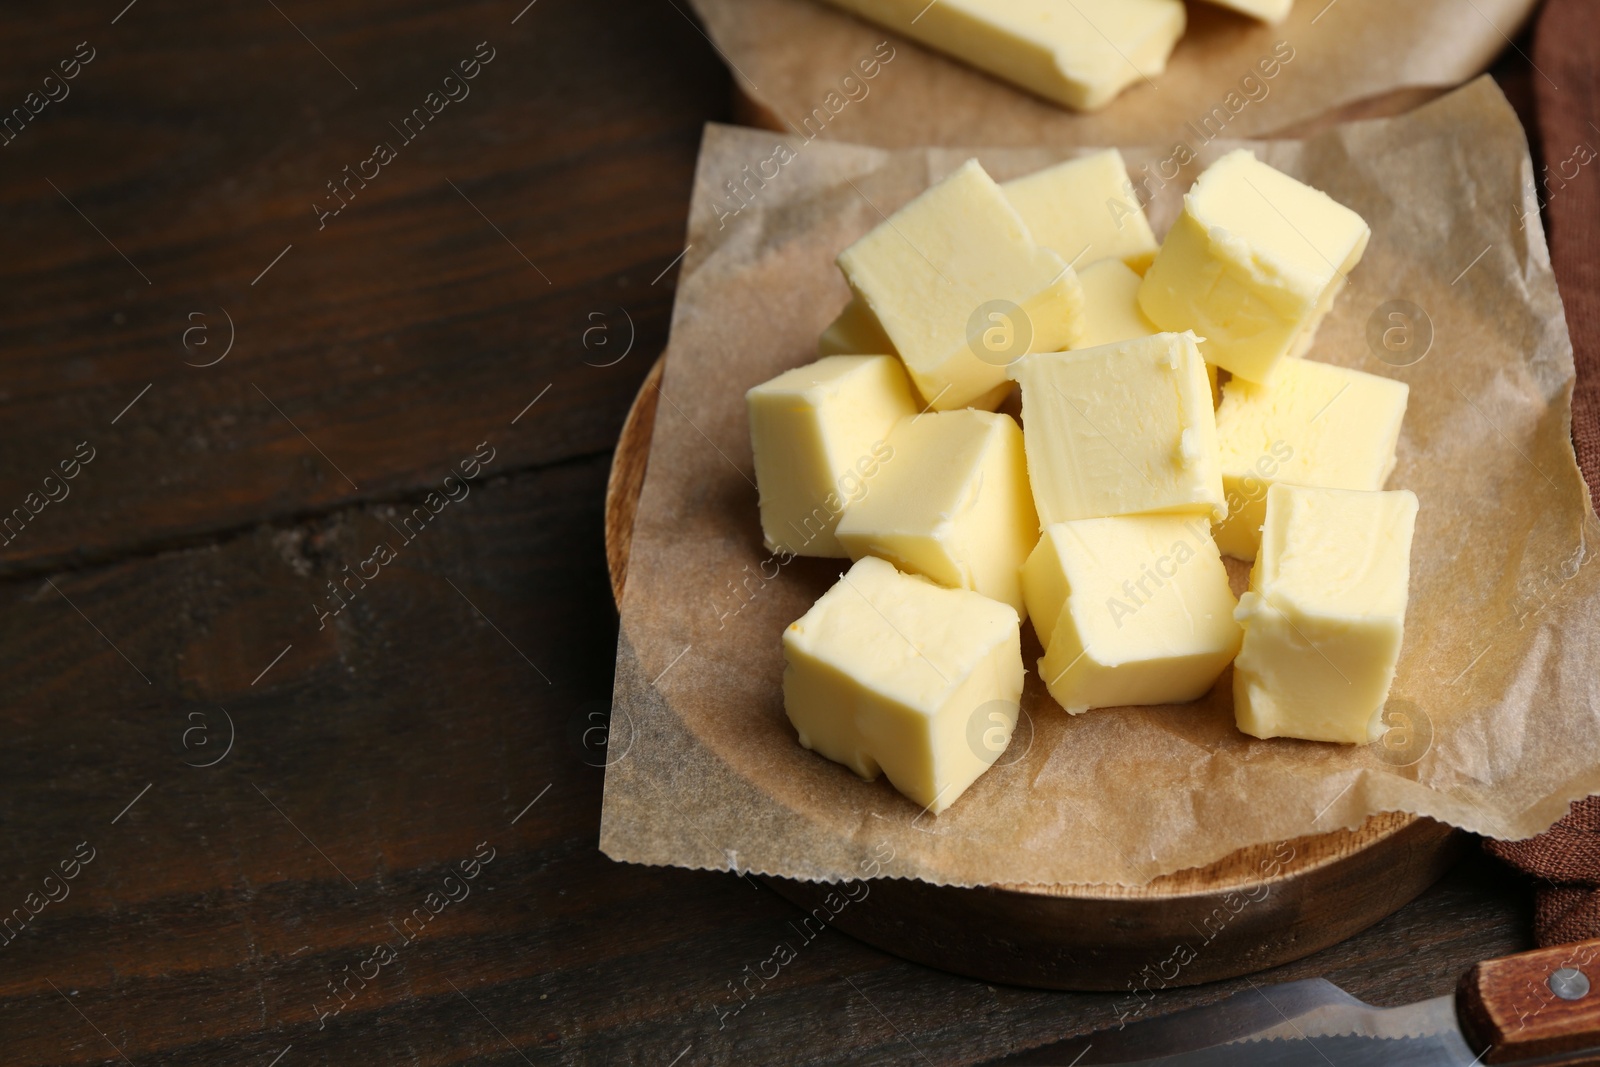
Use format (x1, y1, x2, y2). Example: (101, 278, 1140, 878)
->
(820, 0, 1185, 112)
(819, 297, 897, 357)
(1214, 358, 1409, 561)
(1138, 150, 1371, 383)
(747, 355, 918, 558)
(1031, 516, 1241, 713)
(1233, 485, 1418, 744)
(835, 409, 1037, 617)
(1003, 150, 1160, 271)
(783, 556, 1024, 814)
(1075, 259, 1160, 349)
(1020, 526, 1073, 651)
(1075, 259, 1221, 404)
(1008, 332, 1225, 526)
(838, 158, 1084, 411)
(1200, 0, 1292, 22)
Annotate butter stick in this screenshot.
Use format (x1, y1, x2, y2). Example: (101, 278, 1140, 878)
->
(819, 0, 1186, 112)
(1199, 0, 1293, 23)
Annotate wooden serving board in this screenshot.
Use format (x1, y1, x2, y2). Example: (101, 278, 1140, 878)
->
(605, 355, 1466, 991)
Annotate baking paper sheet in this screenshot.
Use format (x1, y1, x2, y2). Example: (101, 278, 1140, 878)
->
(687, 0, 1541, 148)
(601, 79, 1600, 888)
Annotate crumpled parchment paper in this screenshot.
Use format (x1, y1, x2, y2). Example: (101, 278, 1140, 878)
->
(602, 79, 1600, 888)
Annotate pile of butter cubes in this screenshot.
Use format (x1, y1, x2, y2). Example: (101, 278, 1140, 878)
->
(747, 148, 1416, 815)
(821, 0, 1293, 113)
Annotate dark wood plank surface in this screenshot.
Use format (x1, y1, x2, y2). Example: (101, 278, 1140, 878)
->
(0, 0, 705, 577)
(0, 1, 1553, 1063)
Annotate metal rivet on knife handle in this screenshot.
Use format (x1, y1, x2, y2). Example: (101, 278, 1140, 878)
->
(1457, 938, 1600, 1061)
(1551, 967, 1592, 1002)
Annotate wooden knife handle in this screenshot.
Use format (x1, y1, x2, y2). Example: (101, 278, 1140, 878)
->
(1458, 938, 1600, 1064)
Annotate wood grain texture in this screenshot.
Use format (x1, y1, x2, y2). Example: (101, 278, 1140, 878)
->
(769, 817, 1466, 991)
(0, 0, 1555, 1063)
(606, 355, 664, 605)
(1458, 939, 1600, 1064)
(0, 0, 705, 580)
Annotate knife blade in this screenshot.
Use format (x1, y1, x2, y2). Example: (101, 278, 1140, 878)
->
(980, 938, 1600, 1066)
(984, 986, 1481, 1066)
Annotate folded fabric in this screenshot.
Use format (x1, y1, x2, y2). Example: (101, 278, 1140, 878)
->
(1480, 0, 1600, 946)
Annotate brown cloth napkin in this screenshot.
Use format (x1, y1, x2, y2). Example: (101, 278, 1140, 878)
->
(1487, 799, 1600, 946)
(1482, 0, 1600, 947)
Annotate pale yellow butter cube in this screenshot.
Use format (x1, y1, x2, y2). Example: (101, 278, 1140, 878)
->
(1138, 150, 1371, 383)
(1003, 150, 1160, 271)
(1074, 259, 1221, 404)
(1075, 260, 1222, 406)
(1020, 526, 1072, 651)
(838, 158, 1084, 411)
(1214, 358, 1409, 561)
(1008, 331, 1225, 526)
(836, 409, 1037, 617)
(819, 0, 1185, 112)
(1075, 259, 1159, 349)
(819, 297, 897, 357)
(1032, 516, 1241, 713)
(1233, 485, 1418, 744)
(783, 556, 1024, 814)
(747, 355, 917, 558)
(1200, 0, 1292, 23)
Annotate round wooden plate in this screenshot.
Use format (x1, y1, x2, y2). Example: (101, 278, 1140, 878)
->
(605, 356, 1466, 991)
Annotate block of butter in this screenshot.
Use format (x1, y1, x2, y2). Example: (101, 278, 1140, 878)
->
(819, 0, 1186, 112)
(783, 555, 1024, 814)
(1200, 0, 1293, 23)
(1233, 484, 1418, 744)
(747, 355, 918, 558)
(1003, 150, 1160, 271)
(1008, 331, 1225, 526)
(1075, 259, 1220, 404)
(1027, 516, 1241, 714)
(1075, 259, 1160, 349)
(1214, 358, 1409, 560)
(838, 158, 1084, 411)
(819, 297, 897, 357)
(836, 409, 1037, 616)
(1138, 149, 1371, 383)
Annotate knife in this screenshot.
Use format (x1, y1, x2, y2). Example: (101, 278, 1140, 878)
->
(982, 938, 1600, 1066)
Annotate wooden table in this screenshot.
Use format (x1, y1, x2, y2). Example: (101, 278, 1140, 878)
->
(0, 1, 1545, 1063)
